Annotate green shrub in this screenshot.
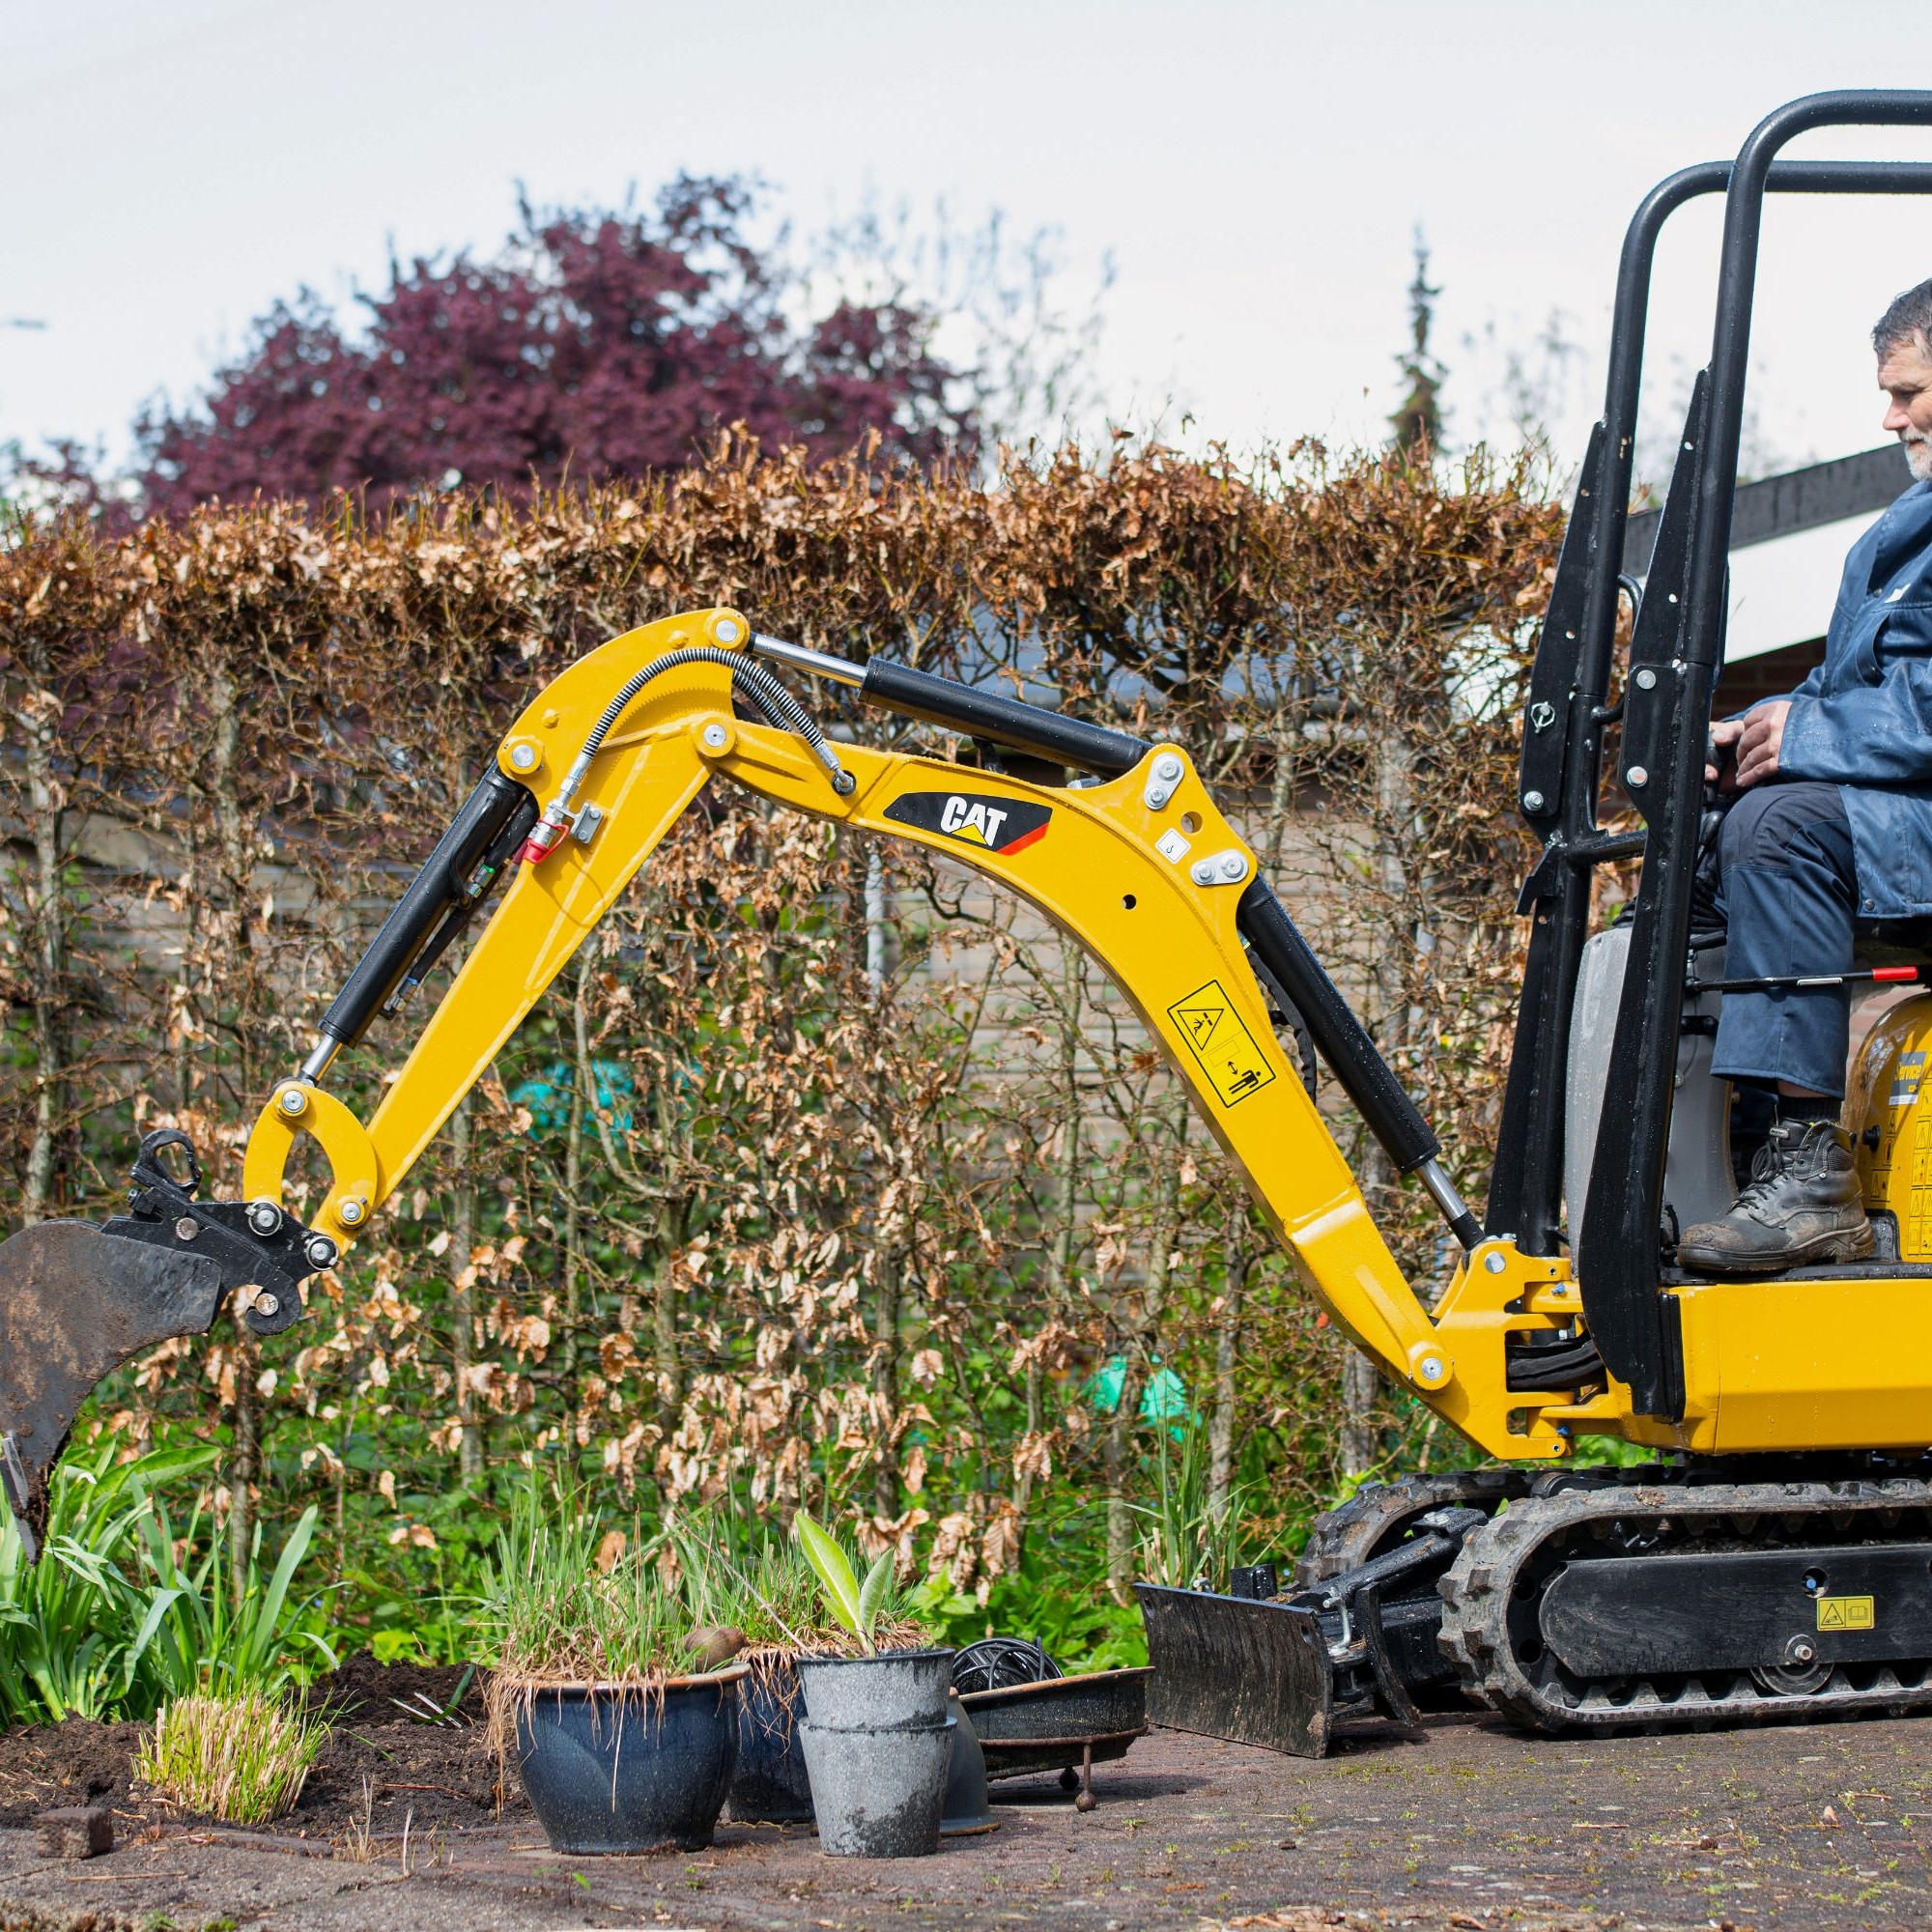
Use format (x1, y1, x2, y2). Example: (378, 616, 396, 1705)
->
(0, 1445, 336, 1725)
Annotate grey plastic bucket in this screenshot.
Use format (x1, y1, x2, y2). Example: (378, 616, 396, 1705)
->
(796, 1647, 954, 1729)
(794, 1648, 956, 1858)
(797, 1714, 954, 1857)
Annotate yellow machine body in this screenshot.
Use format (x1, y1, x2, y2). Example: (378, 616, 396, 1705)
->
(225, 610, 1932, 1470)
(1849, 991, 1932, 1259)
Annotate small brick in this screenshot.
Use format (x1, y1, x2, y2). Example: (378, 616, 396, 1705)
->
(34, 1804, 114, 1860)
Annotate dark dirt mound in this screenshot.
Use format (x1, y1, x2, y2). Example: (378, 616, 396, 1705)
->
(309, 1652, 486, 1724)
(0, 1719, 142, 1829)
(298, 1710, 513, 1833)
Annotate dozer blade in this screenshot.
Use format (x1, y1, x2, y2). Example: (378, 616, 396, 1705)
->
(1137, 1583, 1341, 1756)
(0, 1221, 224, 1561)
(1135, 1505, 1487, 1758)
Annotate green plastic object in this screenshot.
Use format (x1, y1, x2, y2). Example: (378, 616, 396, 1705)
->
(509, 1059, 635, 1135)
(1083, 1356, 1190, 1429)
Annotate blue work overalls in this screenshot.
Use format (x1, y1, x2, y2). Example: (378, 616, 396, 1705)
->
(1712, 479, 1932, 1097)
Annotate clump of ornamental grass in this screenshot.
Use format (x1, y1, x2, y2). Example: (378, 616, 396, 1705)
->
(477, 1474, 711, 1769)
(477, 1476, 680, 1684)
(670, 1509, 927, 1675)
(134, 1689, 327, 1824)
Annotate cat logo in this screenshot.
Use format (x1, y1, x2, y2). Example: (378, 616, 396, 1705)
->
(884, 790, 1053, 856)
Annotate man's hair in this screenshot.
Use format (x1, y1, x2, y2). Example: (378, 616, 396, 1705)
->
(1874, 279, 1932, 358)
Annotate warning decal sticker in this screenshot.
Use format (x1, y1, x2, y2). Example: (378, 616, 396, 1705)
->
(884, 790, 1052, 856)
(1816, 1595, 1876, 1632)
(1167, 978, 1278, 1108)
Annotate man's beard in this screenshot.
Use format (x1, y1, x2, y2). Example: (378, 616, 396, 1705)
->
(1905, 429, 1932, 483)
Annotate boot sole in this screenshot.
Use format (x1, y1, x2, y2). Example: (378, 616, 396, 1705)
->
(1677, 1222, 1876, 1275)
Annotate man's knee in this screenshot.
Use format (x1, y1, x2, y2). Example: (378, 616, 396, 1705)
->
(1719, 781, 1850, 876)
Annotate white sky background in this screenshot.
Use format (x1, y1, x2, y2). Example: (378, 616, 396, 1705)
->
(4, 0, 1931, 490)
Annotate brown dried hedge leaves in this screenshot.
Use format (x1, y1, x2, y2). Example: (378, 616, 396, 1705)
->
(0, 431, 1559, 1591)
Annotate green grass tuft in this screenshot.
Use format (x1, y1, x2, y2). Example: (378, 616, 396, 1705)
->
(135, 1689, 327, 1824)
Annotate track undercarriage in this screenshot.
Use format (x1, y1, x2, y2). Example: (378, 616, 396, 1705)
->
(1143, 1462, 1932, 1755)
(1439, 1468, 1932, 1734)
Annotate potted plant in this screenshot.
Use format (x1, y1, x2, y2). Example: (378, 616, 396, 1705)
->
(789, 1511, 955, 1858)
(671, 1529, 821, 1826)
(482, 1483, 745, 1855)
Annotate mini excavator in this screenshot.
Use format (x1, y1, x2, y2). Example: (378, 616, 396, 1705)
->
(9, 91, 1932, 1756)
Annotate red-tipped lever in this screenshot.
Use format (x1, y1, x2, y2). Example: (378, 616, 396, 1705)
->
(1696, 964, 1928, 994)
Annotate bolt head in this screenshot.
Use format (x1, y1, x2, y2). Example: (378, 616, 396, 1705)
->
(1634, 667, 1657, 690)
(1154, 753, 1183, 781)
(277, 1087, 308, 1117)
(701, 723, 729, 750)
(1219, 853, 1245, 881)
(305, 1235, 338, 1270)
(1627, 765, 1649, 788)
(1484, 1251, 1506, 1274)
(508, 742, 539, 772)
(174, 1216, 198, 1242)
(714, 618, 741, 643)
(246, 1201, 282, 1236)
(254, 1292, 279, 1320)
(1418, 1356, 1444, 1383)
(1521, 790, 1545, 813)
(337, 1198, 367, 1226)
(1191, 860, 1217, 885)
(1792, 1640, 1816, 1663)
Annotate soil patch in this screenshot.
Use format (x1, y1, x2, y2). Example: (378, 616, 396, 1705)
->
(0, 1661, 513, 1840)
(0, 1719, 144, 1828)
(308, 1652, 486, 1726)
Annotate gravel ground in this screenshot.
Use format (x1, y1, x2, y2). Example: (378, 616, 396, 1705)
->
(4, 1710, 1931, 1931)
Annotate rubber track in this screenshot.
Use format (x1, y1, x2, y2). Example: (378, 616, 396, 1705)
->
(1437, 1477, 1932, 1734)
(1293, 1470, 1532, 1587)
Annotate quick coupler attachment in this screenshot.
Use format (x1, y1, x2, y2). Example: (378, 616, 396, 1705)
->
(0, 1129, 328, 1563)
(1134, 1506, 1483, 1758)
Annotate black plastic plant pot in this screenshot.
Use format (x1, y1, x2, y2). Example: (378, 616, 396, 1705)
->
(726, 1657, 815, 1825)
(512, 1668, 746, 1854)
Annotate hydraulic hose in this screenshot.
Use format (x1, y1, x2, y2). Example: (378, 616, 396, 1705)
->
(519, 646, 854, 864)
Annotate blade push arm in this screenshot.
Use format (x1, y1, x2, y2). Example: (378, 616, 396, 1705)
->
(241, 608, 1582, 1461)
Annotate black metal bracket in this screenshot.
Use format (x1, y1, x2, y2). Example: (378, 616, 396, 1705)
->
(99, 1130, 326, 1340)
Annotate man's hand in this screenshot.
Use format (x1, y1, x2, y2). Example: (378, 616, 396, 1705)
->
(1734, 699, 1792, 790)
(1707, 716, 1746, 788)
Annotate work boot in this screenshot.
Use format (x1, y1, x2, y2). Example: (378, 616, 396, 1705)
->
(1677, 1119, 1874, 1273)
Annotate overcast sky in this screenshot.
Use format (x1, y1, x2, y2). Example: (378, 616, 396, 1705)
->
(4, 0, 1929, 489)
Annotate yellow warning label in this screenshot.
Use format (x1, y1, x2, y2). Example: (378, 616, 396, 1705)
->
(1168, 979, 1278, 1108)
(1816, 1595, 1876, 1632)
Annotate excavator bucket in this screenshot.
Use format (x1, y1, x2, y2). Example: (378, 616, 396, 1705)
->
(0, 1131, 325, 1563)
(0, 1221, 225, 1560)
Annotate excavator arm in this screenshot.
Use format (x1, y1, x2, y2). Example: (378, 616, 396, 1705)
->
(0, 607, 1595, 1559)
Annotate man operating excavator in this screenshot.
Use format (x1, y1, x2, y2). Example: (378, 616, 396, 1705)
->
(1679, 280, 1932, 1271)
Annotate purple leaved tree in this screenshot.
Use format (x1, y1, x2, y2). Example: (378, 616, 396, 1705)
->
(80, 178, 975, 519)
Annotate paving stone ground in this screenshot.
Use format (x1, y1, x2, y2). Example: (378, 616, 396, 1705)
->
(5, 1712, 1931, 1932)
